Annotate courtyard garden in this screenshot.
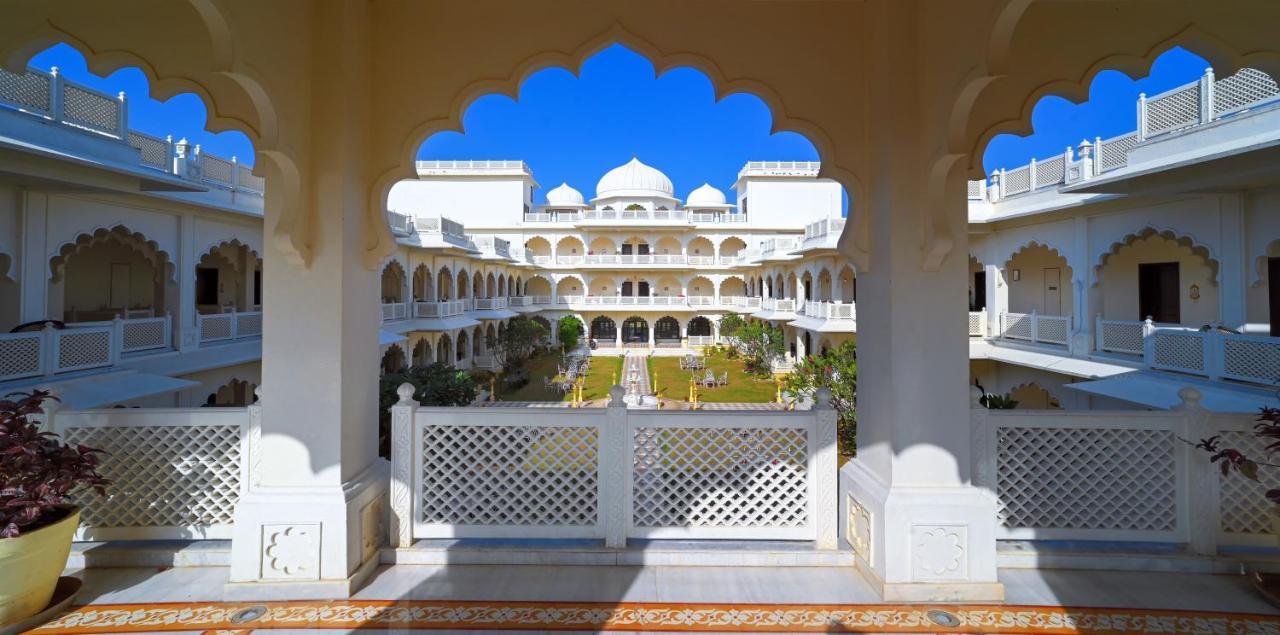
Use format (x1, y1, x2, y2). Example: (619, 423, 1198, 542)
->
(496, 350, 623, 403)
(647, 347, 780, 403)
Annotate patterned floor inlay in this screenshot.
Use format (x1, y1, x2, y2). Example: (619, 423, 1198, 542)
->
(25, 601, 1280, 633)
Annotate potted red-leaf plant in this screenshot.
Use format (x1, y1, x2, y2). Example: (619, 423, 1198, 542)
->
(0, 390, 106, 626)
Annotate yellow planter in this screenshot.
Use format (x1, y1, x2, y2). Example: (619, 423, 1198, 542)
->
(0, 508, 78, 626)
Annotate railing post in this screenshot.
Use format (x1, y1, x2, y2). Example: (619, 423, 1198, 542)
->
(389, 383, 418, 548)
(997, 168, 1006, 200)
(230, 155, 241, 192)
(812, 387, 838, 549)
(48, 66, 63, 122)
(1142, 317, 1156, 367)
(230, 308, 239, 340)
(1176, 387, 1218, 555)
(41, 322, 56, 377)
(1136, 93, 1148, 142)
(111, 315, 123, 363)
(1200, 67, 1215, 125)
(1030, 310, 1039, 342)
(602, 385, 630, 548)
(1204, 328, 1223, 381)
(164, 135, 177, 175)
(1093, 136, 1103, 176)
(116, 91, 128, 140)
(1027, 158, 1037, 192)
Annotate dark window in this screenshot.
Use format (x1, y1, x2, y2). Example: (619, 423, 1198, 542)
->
(196, 267, 219, 305)
(1138, 262, 1180, 323)
(621, 281, 633, 296)
(972, 271, 986, 312)
(655, 317, 680, 341)
(622, 317, 648, 343)
(637, 243, 650, 255)
(253, 270, 262, 306)
(638, 281, 650, 296)
(621, 244, 633, 255)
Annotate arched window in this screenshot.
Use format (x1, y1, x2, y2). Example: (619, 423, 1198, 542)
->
(591, 315, 616, 340)
(654, 316, 680, 344)
(687, 316, 713, 337)
(622, 316, 648, 344)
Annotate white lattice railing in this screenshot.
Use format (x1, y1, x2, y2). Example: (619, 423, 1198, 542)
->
(722, 296, 763, 311)
(0, 317, 175, 382)
(686, 335, 716, 346)
(0, 66, 264, 200)
(971, 395, 1271, 551)
(382, 302, 408, 322)
(46, 405, 247, 541)
(974, 67, 1279, 203)
(197, 310, 263, 346)
(803, 301, 855, 320)
(414, 300, 467, 318)
(1095, 316, 1151, 355)
(389, 387, 838, 547)
(968, 310, 987, 337)
(762, 298, 796, 312)
(999, 311, 1070, 346)
(473, 298, 509, 310)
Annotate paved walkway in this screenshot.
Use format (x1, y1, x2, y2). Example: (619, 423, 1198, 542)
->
(622, 351, 652, 396)
(28, 564, 1280, 633)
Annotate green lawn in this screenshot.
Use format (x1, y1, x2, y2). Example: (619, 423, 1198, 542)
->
(497, 351, 623, 403)
(647, 349, 778, 403)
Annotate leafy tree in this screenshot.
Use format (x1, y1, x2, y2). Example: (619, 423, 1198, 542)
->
(488, 316, 548, 371)
(378, 363, 477, 457)
(784, 340, 858, 455)
(557, 315, 582, 350)
(732, 319, 785, 376)
(719, 313, 746, 339)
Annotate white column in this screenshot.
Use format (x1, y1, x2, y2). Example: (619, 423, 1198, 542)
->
(1068, 215, 1091, 354)
(18, 192, 50, 323)
(984, 264, 1004, 339)
(178, 212, 198, 351)
(1218, 194, 1247, 329)
(228, 1, 385, 601)
(838, 1, 1000, 602)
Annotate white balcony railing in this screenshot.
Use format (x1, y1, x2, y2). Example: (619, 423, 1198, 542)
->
(999, 311, 1070, 346)
(803, 218, 846, 242)
(721, 296, 763, 310)
(687, 296, 716, 306)
(381, 302, 408, 322)
(508, 296, 533, 307)
(413, 300, 467, 318)
(530, 295, 553, 305)
(761, 298, 796, 312)
(389, 389, 838, 546)
(473, 297, 509, 310)
(968, 310, 987, 337)
(803, 301, 855, 320)
(197, 310, 263, 345)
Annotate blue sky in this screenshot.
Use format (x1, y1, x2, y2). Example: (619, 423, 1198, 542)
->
(27, 43, 1209, 199)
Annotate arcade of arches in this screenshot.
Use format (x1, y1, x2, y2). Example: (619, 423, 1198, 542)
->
(11, 0, 1278, 603)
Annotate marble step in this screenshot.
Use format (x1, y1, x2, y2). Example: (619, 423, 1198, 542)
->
(385, 538, 856, 567)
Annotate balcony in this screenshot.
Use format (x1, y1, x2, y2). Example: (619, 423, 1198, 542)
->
(802, 300, 855, 320)
(0, 316, 174, 382)
(575, 209, 690, 227)
(413, 300, 468, 318)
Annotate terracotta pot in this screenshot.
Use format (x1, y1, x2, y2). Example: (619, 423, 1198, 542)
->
(0, 508, 79, 626)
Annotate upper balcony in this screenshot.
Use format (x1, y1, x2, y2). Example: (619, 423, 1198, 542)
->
(415, 159, 531, 177)
(0, 66, 264, 213)
(736, 160, 821, 180)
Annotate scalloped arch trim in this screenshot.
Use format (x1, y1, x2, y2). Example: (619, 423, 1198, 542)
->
(1093, 226, 1219, 287)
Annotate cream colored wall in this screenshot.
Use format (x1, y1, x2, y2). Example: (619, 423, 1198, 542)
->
(1005, 245, 1071, 316)
(0, 182, 19, 331)
(655, 237, 682, 255)
(559, 276, 586, 295)
(1246, 192, 1280, 327)
(1100, 234, 1217, 324)
(588, 237, 616, 254)
(525, 276, 552, 295)
(63, 240, 161, 319)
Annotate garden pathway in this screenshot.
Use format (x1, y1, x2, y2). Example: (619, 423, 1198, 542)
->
(622, 351, 652, 396)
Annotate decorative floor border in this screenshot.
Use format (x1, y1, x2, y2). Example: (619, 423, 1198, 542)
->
(25, 601, 1280, 634)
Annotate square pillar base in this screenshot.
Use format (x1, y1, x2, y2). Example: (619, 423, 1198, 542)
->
(838, 460, 1004, 602)
(226, 461, 388, 600)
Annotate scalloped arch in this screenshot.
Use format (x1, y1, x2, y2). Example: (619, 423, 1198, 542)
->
(198, 238, 261, 272)
(367, 24, 868, 272)
(50, 224, 175, 283)
(1007, 381, 1062, 409)
(1003, 240, 1069, 270)
(1093, 226, 1220, 287)
(1251, 238, 1280, 287)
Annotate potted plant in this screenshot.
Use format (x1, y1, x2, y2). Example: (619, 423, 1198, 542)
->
(0, 390, 106, 626)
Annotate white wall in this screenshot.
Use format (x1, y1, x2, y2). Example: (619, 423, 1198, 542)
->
(739, 178, 842, 228)
(388, 178, 529, 227)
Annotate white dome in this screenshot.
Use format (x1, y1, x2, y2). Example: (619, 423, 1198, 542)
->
(546, 182, 585, 207)
(595, 157, 674, 199)
(686, 182, 727, 207)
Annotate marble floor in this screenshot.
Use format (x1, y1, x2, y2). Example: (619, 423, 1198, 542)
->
(23, 563, 1280, 633)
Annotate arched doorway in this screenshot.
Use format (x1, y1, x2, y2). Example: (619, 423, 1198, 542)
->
(687, 316, 712, 337)
(654, 316, 680, 346)
(380, 345, 406, 374)
(591, 315, 616, 342)
(622, 316, 648, 344)
(436, 334, 453, 365)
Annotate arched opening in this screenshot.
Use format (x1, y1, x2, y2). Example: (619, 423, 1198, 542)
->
(719, 276, 746, 300)
(1096, 229, 1218, 325)
(620, 235, 649, 257)
(687, 275, 713, 303)
(654, 315, 681, 346)
(687, 316, 713, 337)
(557, 276, 584, 298)
(473, 325, 485, 357)
(380, 260, 406, 304)
(526, 276, 552, 298)
(686, 237, 714, 262)
(456, 269, 470, 299)
(381, 344, 407, 374)
(621, 315, 649, 345)
(556, 236, 585, 263)
(773, 274, 785, 299)
(654, 275, 682, 298)
(1005, 243, 1072, 317)
(1008, 383, 1062, 410)
(52, 226, 175, 322)
(193, 241, 261, 315)
(800, 271, 813, 302)
(412, 264, 434, 301)
(412, 338, 432, 366)
(485, 272, 497, 298)
(968, 255, 986, 312)
(838, 265, 856, 302)
(436, 333, 453, 365)
(204, 378, 258, 407)
(817, 269, 833, 302)
(592, 275, 620, 297)
(472, 272, 484, 299)
(719, 237, 747, 262)
(436, 266, 453, 300)
(588, 236, 616, 256)
(531, 316, 552, 342)
(654, 236, 682, 256)
(455, 329, 469, 363)
(524, 237, 552, 262)
(590, 315, 616, 342)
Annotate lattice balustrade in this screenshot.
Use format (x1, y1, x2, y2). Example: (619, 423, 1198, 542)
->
(129, 131, 170, 169)
(968, 312, 985, 337)
(239, 165, 265, 191)
(120, 318, 168, 353)
(631, 426, 809, 530)
(0, 68, 51, 112)
(1099, 320, 1144, 354)
(236, 312, 263, 338)
(995, 425, 1178, 533)
(1151, 331, 1205, 374)
(967, 180, 983, 199)
(54, 328, 112, 372)
(1213, 68, 1280, 118)
(1003, 166, 1031, 195)
(1218, 430, 1280, 536)
(1221, 335, 1280, 385)
(0, 332, 44, 380)
(61, 83, 119, 134)
(1097, 133, 1138, 172)
(201, 155, 235, 185)
(1036, 316, 1070, 344)
(65, 423, 241, 531)
(1002, 313, 1033, 340)
(199, 314, 233, 342)
(1145, 84, 1201, 137)
(419, 425, 599, 527)
(1034, 156, 1065, 189)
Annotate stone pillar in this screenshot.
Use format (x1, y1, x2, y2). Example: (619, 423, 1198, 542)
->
(178, 212, 198, 351)
(18, 192, 50, 323)
(228, 0, 386, 600)
(1218, 193, 1246, 329)
(837, 0, 1000, 602)
(615, 320, 622, 349)
(1068, 216, 1091, 355)
(984, 264, 1004, 339)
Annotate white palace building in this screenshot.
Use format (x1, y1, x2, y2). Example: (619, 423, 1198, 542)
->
(4, 56, 1280, 605)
